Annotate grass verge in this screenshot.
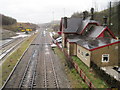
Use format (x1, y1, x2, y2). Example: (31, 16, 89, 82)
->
(1, 33, 38, 86)
(72, 56, 109, 88)
(53, 47, 88, 88)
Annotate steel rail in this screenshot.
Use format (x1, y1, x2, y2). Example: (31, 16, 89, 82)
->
(1, 33, 38, 90)
(43, 34, 48, 88)
(30, 50, 38, 89)
(18, 50, 38, 89)
(0, 38, 20, 49)
(18, 50, 34, 88)
(49, 47, 60, 89)
(0, 38, 26, 60)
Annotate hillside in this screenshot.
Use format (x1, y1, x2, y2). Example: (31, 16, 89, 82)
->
(94, 6, 119, 37)
(38, 20, 60, 31)
(1, 14, 17, 25)
(71, 2, 120, 37)
(0, 14, 39, 40)
(1, 14, 38, 32)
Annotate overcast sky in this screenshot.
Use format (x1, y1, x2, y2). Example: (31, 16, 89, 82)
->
(0, 0, 115, 24)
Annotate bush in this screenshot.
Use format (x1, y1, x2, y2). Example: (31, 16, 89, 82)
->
(91, 61, 120, 88)
(53, 33, 59, 39)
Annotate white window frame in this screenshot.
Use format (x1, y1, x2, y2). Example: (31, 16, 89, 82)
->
(78, 49, 80, 53)
(81, 52, 84, 57)
(102, 54, 109, 62)
(85, 52, 89, 60)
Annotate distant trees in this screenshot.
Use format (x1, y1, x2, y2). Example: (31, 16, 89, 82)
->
(71, 12, 83, 18)
(1, 14, 17, 25)
(52, 24, 60, 31)
(71, 11, 89, 18)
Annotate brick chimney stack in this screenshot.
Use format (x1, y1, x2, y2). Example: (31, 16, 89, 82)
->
(103, 16, 108, 27)
(83, 11, 86, 20)
(90, 8, 94, 20)
(64, 17, 67, 29)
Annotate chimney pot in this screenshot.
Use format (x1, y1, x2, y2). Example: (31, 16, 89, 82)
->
(64, 17, 67, 29)
(83, 11, 88, 20)
(83, 11, 86, 20)
(90, 8, 94, 20)
(103, 16, 108, 26)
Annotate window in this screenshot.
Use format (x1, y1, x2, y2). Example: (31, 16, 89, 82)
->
(102, 54, 109, 62)
(81, 52, 84, 56)
(85, 53, 89, 56)
(78, 49, 80, 53)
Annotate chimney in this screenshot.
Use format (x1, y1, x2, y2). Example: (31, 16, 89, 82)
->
(64, 17, 67, 29)
(83, 11, 86, 20)
(90, 8, 94, 20)
(83, 11, 88, 20)
(103, 16, 108, 27)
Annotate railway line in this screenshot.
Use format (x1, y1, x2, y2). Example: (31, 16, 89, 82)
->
(0, 37, 26, 60)
(34, 30, 70, 88)
(0, 38, 20, 49)
(43, 44, 60, 88)
(0, 38, 22, 53)
(45, 34, 60, 88)
(2, 33, 40, 88)
(0, 32, 35, 61)
(19, 50, 38, 89)
(2, 28, 71, 89)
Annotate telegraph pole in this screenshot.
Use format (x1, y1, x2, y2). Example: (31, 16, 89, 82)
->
(117, 1, 120, 67)
(109, 1, 112, 30)
(52, 11, 54, 25)
(118, 1, 120, 38)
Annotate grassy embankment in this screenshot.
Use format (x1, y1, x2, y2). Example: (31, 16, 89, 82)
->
(53, 47, 109, 88)
(0, 33, 38, 87)
(53, 47, 88, 88)
(2, 24, 18, 32)
(72, 56, 109, 88)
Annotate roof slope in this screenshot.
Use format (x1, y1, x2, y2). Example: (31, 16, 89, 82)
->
(86, 26, 116, 39)
(63, 18, 83, 33)
(76, 38, 119, 51)
(87, 26, 105, 38)
(78, 19, 99, 34)
(63, 17, 99, 34)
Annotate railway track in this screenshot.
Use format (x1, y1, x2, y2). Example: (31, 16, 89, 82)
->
(19, 50, 38, 89)
(1, 38, 21, 52)
(33, 30, 70, 89)
(1, 33, 39, 89)
(2, 29, 71, 89)
(42, 34, 60, 89)
(0, 39, 24, 61)
(0, 38, 20, 49)
(0, 37, 26, 60)
(49, 49, 60, 88)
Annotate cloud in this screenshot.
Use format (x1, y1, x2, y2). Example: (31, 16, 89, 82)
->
(0, 0, 112, 23)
